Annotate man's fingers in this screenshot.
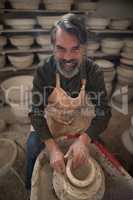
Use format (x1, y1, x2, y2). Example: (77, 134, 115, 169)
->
(64, 147, 72, 160)
(72, 152, 89, 169)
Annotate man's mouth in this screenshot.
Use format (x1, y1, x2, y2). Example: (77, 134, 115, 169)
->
(61, 60, 78, 71)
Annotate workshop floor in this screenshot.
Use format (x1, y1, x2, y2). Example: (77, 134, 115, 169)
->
(101, 101, 133, 172)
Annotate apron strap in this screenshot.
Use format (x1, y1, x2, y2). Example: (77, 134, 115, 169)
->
(56, 73, 61, 88)
(81, 78, 86, 105)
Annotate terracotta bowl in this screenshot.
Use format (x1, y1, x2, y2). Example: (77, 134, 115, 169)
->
(8, 53, 34, 69)
(37, 16, 61, 29)
(36, 34, 50, 46)
(87, 17, 110, 29)
(110, 19, 131, 30)
(101, 38, 124, 49)
(9, 35, 34, 49)
(102, 47, 121, 55)
(95, 59, 114, 70)
(5, 18, 36, 29)
(45, 3, 72, 11)
(77, 2, 97, 11)
(9, 0, 40, 10)
(87, 41, 100, 51)
(1, 75, 33, 103)
(37, 53, 50, 61)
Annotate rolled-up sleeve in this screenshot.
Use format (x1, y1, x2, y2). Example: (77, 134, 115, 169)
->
(86, 61, 111, 140)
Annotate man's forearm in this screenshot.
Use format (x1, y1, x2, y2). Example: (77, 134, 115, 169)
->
(86, 110, 111, 140)
(44, 138, 60, 154)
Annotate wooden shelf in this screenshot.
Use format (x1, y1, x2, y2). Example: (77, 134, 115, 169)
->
(88, 51, 120, 58)
(0, 47, 52, 54)
(0, 64, 38, 72)
(0, 9, 84, 14)
(88, 29, 133, 34)
(0, 28, 51, 33)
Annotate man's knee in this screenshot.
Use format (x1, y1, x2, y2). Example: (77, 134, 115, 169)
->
(27, 131, 44, 159)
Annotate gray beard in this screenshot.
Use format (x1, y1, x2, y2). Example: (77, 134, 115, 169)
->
(56, 60, 80, 79)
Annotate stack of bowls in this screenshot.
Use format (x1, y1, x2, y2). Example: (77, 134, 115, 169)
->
(0, 36, 7, 49)
(9, 35, 34, 50)
(75, 1, 97, 12)
(8, 53, 34, 69)
(101, 38, 124, 55)
(5, 18, 36, 29)
(36, 34, 51, 49)
(1, 75, 33, 124)
(0, 54, 5, 68)
(43, 0, 73, 11)
(37, 53, 51, 61)
(95, 59, 115, 97)
(86, 17, 110, 30)
(37, 15, 60, 29)
(87, 41, 100, 55)
(9, 0, 40, 10)
(115, 64, 133, 103)
(122, 38, 133, 55)
(121, 116, 133, 154)
(116, 38, 133, 102)
(110, 18, 131, 30)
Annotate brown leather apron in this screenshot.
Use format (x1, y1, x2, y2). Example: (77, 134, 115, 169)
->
(44, 73, 95, 139)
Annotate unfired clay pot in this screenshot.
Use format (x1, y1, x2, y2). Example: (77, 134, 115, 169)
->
(53, 157, 105, 200)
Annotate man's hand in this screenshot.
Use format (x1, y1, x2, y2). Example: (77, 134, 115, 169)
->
(65, 133, 91, 169)
(45, 139, 65, 174)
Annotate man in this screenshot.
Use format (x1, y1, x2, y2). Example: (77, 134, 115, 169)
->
(26, 13, 111, 190)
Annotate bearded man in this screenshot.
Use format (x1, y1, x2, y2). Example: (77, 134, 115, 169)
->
(26, 13, 111, 191)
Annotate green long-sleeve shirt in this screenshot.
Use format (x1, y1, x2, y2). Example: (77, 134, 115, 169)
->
(30, 55, 111, 141)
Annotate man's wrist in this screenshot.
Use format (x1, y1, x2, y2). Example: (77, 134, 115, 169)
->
(44, 138, 60, 154)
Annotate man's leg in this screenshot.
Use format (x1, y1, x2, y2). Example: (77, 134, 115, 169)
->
(26, 131, 45, 190)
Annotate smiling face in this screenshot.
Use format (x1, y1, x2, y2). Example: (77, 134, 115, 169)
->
(53, 27, 84, 78)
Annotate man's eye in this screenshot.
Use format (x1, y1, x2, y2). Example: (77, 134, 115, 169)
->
(56, 46, 65, 52)
(72, 47, 80, 52)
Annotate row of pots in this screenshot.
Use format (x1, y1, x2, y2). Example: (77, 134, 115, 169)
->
(0, 53, 51, 69)
(1, 0, 97, 12)
(1, 0, 74, 11)
(3, 16, 133, 31)
(0, 34, 52, 50)
(1, 35, 133, 55)
(87, 38, 133, 56)
(86, 17, 133, 30)
(94, 59, 115, 98)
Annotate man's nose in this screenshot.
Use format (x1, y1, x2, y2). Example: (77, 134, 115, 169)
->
(63, 50, 73, 60)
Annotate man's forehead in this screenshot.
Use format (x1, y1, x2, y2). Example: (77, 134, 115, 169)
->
(55, 27, 79, 45)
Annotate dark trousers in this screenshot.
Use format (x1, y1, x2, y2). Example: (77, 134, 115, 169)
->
(25, 131, 45, 190)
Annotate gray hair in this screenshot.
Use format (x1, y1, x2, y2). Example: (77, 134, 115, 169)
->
(50, 13, 88, 45)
